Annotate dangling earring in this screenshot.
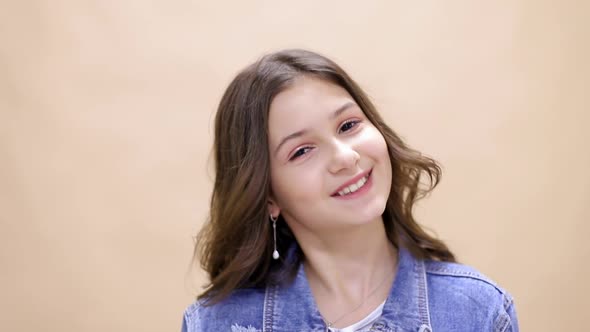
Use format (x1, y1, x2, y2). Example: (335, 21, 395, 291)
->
(270, 214, 279, 260)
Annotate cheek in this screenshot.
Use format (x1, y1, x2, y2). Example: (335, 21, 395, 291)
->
(359, 127, 390, 161)
(270, 166, 321, 211)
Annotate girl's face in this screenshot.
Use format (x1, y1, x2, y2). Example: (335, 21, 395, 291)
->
(267, 76, 392, 234)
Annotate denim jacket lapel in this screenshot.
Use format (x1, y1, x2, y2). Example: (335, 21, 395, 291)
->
(375, 248, 432, 332)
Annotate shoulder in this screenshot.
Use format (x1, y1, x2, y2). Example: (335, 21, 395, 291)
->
(182, 288, 266, 332)
(424, 260, 507, 295)
(423, 260, 519, 332)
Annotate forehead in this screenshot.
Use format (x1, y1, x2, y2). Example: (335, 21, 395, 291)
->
(268, 76, 354, 131)
(270, 76, 351, 115)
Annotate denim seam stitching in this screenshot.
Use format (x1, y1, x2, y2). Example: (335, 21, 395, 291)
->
(426, 266, 486, 278)
(495, 296, 515, 332)
(425, 268, 502, 291)
(493, 308, 510, 332)
(263, 284, 277, 332)
(416, 260, 432, 329)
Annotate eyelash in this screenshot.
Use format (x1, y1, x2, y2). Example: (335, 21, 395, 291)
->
(288, 119, 361, 161)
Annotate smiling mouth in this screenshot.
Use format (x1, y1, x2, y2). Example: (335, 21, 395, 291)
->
(331, 169, 373, 197)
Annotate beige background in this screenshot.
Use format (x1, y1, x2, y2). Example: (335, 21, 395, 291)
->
(1, 1, 588, 331)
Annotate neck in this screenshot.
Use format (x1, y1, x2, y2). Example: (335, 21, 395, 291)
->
(296, 217, 398, 301)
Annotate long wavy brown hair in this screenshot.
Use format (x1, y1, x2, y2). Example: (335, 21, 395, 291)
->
(193, 49, 455, 304)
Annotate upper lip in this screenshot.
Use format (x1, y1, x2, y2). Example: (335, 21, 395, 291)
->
(331, 169, 372, 196)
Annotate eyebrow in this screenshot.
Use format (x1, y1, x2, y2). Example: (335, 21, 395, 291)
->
(273, 101, 357, 156)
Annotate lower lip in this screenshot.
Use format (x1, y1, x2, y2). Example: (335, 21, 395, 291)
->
(332, 171, 373, 200)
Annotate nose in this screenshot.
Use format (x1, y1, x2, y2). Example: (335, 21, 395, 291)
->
(327, 139, 360, 174)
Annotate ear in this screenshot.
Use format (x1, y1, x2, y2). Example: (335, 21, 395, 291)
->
(267, 196, 281, 219)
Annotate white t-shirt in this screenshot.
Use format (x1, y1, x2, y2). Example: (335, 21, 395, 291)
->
(327, 300, 386, 332)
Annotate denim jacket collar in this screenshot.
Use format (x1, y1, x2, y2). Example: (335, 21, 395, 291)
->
(263, 246, 432, 332)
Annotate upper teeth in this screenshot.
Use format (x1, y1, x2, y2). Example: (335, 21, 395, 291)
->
(337, 175, 369, 196)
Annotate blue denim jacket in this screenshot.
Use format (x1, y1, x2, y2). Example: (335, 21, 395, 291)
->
(182, 247, 519, 331)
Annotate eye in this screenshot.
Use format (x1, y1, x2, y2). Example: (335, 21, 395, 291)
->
(339, 120, 361, 133)
(289, 146, 314, 161)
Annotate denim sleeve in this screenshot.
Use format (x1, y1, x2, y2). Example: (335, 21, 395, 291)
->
(505, 298, 519, 332)
(181, 304, 200, 332)
(494, 293, 519, 332)
(181, 314, 188, 332)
